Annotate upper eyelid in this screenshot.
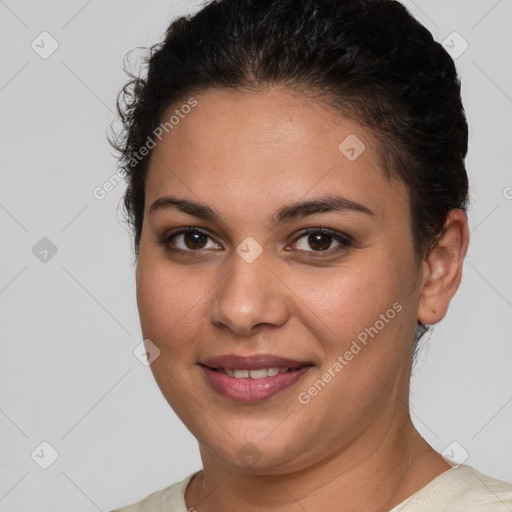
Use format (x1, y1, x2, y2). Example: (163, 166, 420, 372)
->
(296, 227, 351, 240)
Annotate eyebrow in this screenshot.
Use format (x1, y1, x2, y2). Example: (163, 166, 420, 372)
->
(149, 195, 374, 225)
(149, 196, 221, 223)
(272, 196, 374, 224)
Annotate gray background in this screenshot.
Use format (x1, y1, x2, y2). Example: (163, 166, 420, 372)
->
(1, 0, 511, 510)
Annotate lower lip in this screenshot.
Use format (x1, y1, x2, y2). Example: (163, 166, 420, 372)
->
(201, 366, 312, 403)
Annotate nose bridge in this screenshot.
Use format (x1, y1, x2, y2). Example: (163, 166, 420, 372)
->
(209, 252, 288, 334)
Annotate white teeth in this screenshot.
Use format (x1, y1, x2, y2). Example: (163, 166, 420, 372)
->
(223, 367, 289, 379)
(249, 368, 268, 379)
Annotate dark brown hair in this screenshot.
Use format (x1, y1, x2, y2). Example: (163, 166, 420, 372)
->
(110, 0, 470, 346)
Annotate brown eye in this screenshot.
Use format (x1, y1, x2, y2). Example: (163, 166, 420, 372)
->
(183, 231, 208, 249)
(294, 229, 351, 253)
(165, 228, 221, 251)
(307, 233, 333, 251)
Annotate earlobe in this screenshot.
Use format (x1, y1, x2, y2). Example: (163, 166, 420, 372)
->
(417, 209, 470, 326)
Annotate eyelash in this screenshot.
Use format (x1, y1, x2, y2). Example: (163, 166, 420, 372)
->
(160, 226, 353, 256)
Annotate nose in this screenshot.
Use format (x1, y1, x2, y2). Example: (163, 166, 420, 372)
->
(209, 253, 290, 336)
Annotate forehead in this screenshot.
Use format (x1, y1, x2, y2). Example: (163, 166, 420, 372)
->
(144, 87, 410, 222)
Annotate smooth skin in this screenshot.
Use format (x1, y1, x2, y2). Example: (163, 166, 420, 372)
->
(135, 87, 470, 512)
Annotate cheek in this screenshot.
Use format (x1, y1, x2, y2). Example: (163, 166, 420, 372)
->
(285, 261, 402, 351)
(135, 253, 211, 347)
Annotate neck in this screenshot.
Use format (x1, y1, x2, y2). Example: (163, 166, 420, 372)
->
(185, 414, 451, 512)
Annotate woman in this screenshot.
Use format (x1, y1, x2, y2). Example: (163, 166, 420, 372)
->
(110, 0, 512, 510)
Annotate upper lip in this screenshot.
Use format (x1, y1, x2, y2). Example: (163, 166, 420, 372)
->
(201, 354, 311, 370)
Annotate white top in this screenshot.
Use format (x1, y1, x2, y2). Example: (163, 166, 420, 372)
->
(111, 464, 512, 511)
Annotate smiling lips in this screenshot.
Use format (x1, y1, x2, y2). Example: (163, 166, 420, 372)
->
(200, 354, 313, 402)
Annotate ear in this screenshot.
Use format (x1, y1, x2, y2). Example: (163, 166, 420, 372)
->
(417, 209, 470, 325)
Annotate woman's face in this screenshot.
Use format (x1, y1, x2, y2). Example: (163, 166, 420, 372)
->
(136, 87, 424, 472)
